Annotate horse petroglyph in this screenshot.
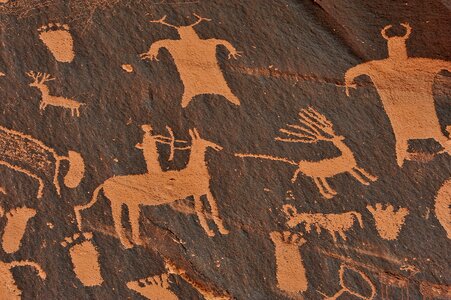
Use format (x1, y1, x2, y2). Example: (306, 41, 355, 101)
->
(0, 124, 85, 198)
(141, 14, 242, 108)
(75, 126, 228, 248)
(283, 204, 363, 242)
(269, 231, 308, 295)
(367, 203, 409, 240)
(236, 107, 377, 199)
(27, 71, 85, 117)
(61, 232, 104, 286)
(1, 207, 36, 254)
(345, 23, 451, 166)
(38, 23, 75, 63)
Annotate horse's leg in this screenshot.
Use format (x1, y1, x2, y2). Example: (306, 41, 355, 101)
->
(128, 204, 143, 246)
(194, 195, 214, 237)
(111, 201, 133, 248)
(353, 166, 378, 182)
(206, 191, 229, 235)
(349, 169, 370, 185)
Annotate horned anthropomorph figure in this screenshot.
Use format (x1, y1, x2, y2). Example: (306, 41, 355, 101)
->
(345, 23, 451, 166)
(141, 14, 242, 108)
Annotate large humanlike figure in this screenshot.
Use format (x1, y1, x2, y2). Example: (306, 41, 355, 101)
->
(345, 23, 451, 166)
(141, 14, 242, 108)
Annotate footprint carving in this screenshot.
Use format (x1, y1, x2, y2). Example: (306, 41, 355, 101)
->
(127, 273, 178, 300)
(61, 232, 103, 286)
(38, 23, 74, 63)
(1, 207, 36, 254)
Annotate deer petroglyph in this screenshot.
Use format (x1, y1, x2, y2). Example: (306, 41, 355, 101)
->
(0, 124, 84, 198)
(236, 107, 377, 199)
(345, 23, 451, 166)
(75, 127, 228, 248)
(283, 204, 363, 242)
(27, 71, 85, 117)
(141, 14, 242, 108)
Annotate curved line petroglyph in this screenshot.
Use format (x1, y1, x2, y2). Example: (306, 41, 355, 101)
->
(345, 23, 451, 166)
(0, 125, 85, 198)
(0, 260, 46, 299)
(75, 126, 228, 248)
(141, 14, 242, 108)
(236, 107, 377, 199)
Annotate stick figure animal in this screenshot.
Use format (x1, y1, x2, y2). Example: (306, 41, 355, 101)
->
(236, 107, 377, 199)
(344, 23, 451, 166)
(141, 14, 242, 108)
(27, 71, 85, 117)
(75, 128, 229, 248)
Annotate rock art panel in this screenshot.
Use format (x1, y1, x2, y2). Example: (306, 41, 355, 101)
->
(345, 23, 451, 166)
(141, 14, 242, 108)
(0, 125, 85, 198)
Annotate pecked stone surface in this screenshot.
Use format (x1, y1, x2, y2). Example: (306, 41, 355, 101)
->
(0, 0, 449, 299)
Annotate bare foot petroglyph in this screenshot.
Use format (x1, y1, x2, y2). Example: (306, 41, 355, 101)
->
(127, 273, 178, 300)
(367, 203, 409, 240)
(61, 232, 103, 286)
(38, 23, 74, 63)
(1, 207, 36, 254)
(269, 231, 308, 295)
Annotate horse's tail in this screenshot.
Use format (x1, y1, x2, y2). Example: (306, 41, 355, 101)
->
(74, 184, 104, 231)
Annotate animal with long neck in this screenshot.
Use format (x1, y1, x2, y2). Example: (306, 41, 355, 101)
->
(75, 128, 229, 248)
(27, 71, 85, 117)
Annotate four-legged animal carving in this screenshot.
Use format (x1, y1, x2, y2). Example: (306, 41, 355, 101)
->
(283, 204, 363, 242)
(27, 71, 85, 117)
(75, 128, 229, 248)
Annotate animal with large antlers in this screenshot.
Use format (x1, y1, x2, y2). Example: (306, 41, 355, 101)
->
(75, 128, 229, 248)
(141, 13, 242, 108)
(27, 71, 85, 117)
(236, 107, 377, 199)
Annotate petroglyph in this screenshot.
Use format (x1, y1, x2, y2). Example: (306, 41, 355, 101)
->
(75, 127, 228, 248)
(141, 14, 242, 108)
(435, 178, 451, 239)
(27, 71, 85, 117)
(38, 23, 74, 62)
(1, 207, 36, 254)
(319, 264, 376, 300)
(165, 259, 231, 300)
(379, 272, 409, 300)
(127, 273, 178, 300)
(0, 187, 5, 195)
(0, 124, 85, 198)
(367, 203, 409, 240)
(283, 204, 363, 242)
(269, 231, 308, 295)
(419, 281, 451, 300)
(121, 64, 134, 73)
(236, 107, 377, 199)
(61, 232, 103, 286)
(345, 23, 451, 166)
(0, 260, 46, 299)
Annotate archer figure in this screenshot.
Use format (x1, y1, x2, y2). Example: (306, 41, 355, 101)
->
(141, 14, 242, 108)
(345, 23, 451, 166)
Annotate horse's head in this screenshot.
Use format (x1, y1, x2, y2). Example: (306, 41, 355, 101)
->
(189, 128, 223, 151)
